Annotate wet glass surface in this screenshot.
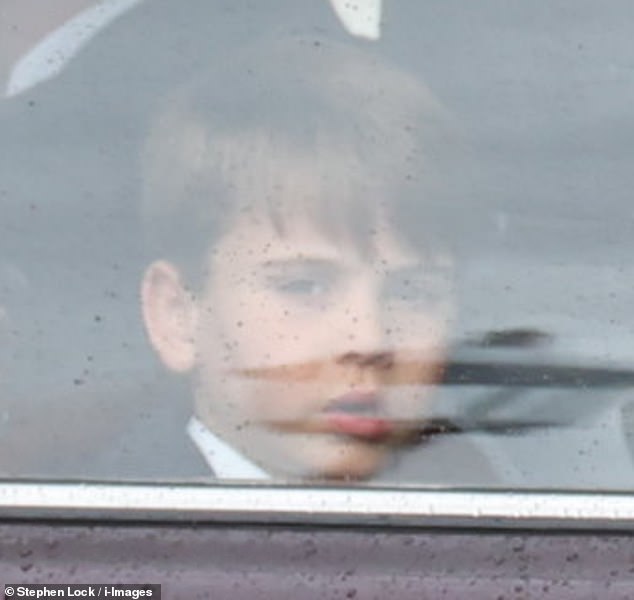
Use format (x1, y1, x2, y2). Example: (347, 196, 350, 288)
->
(1, 0, 633, 490)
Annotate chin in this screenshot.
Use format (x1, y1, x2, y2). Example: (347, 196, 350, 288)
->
(306, 442, 389, 481)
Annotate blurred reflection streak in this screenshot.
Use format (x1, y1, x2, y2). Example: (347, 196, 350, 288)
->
(233, 356, 634, 387)
(444, 361, 634, 388)
(231, 352, 445, 385)
(270, 417, 562, 438)
(233, 356, 634, 441)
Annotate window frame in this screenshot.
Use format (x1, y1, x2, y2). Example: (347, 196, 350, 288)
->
(0, 482, 633, 530)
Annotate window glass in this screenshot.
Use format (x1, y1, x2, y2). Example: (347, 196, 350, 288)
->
(1, 0, 633, 492)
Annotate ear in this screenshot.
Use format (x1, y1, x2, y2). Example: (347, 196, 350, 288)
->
(141, 260, 198, 373)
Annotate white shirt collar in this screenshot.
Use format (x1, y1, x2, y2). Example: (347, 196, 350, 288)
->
(187, 416, 270, 481)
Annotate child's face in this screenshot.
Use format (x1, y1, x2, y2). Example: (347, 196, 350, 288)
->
(189, 201, 453, 480)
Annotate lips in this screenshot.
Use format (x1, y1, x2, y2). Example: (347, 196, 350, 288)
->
(323, 390, 392, 440)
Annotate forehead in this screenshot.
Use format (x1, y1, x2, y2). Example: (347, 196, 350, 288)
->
(211, 209, 422, 271)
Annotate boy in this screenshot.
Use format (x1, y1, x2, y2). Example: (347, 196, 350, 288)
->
(140, 36, 463, 481)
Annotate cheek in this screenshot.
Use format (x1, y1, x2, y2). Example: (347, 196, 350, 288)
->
(251, 381, 321, 422)
(386, 308, 451, 350)
(211, 292, 319, 367)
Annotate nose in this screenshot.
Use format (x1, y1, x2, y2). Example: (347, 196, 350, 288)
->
(337, 350, 394, 369)
(336, 282, 392, 367)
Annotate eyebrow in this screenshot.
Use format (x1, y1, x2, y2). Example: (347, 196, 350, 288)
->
(258, 257, 342, 271)
(259, 257, 439, 275)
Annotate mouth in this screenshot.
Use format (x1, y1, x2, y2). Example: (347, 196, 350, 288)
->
(267, 390, 394, 441)
(321, 390, 393, 440)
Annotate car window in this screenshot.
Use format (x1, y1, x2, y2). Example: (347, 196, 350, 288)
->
(1, 0, 633, 524)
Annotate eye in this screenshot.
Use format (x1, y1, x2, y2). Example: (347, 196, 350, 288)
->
(275, 277, 328, 296)
(263, 262, 340, 308)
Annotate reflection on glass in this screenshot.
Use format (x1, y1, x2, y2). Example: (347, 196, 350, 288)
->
(2, 2, 633, 492)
